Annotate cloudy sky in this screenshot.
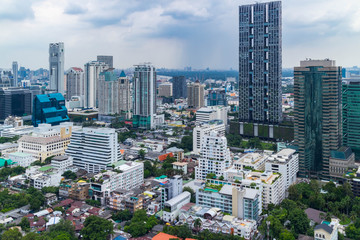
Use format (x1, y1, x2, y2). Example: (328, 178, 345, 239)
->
(0, 0, 360, 70)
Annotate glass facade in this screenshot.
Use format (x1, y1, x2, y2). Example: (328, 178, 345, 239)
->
(133, 64, 156, 129)
(294, 60, 342, 179)
(32, 93, 69, 127)
(207, 89, 227, 106)
(342, 80, 360, 159)
(0, 88, 31, 120)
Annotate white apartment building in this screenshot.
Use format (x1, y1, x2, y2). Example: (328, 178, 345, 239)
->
(8, 152, 35, 167)
(65, 67, 84, 101)
(163, 191, 191, 223)
(90, 161, 144, 205)
(196, 106, 229, 126)
(51, 155, 73, 172)
(193, 121, 225, 154)
(84, 61, 109, 108)
(234, 152, 269, 171)
(195, 131, 231, 180)
(265, 148, 299, 190)
(18, 123, 73, 161)
(66, 127, 122, 173)
(26, 166, 63, 189)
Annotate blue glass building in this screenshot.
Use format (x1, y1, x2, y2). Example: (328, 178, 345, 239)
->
(32, 93, 69, 127)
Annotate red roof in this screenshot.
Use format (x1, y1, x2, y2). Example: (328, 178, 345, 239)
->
(88, 207, 100, 215)
(72, 201, 84, 208)
(72, 67, 83, 72)
(152, 232, 180, 240)
(158, 153, 174, 162)
(54, 198, 74, 207)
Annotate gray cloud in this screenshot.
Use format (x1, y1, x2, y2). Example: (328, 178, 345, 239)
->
(64, 4, 87, 15)
(0, 0, 35, 21)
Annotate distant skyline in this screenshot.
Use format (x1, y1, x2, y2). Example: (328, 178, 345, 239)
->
(1, 0, 360, 70)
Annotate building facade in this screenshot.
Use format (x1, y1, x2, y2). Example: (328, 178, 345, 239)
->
(98, 70, 131, 119)
(32, 93, 69, 127)
(18, 123, 73, 161)
(158, 83, 173, 97)
(84, 61, 109, 108)
(97, 55, 113, 68)
(195, 131, 232, 180)
(294, 59, 342, 178)
(65, 67, 84, 101)
(133, 64, 156, 129)
(207, 89, 227, 106)
(187, 81, 205, 109)
(342, 79, 360, 159)
(193, 121, 226, 154)
(0, 87, 31, 120)
(161, 175, 183, 208)
(49, 42, 65, 94)
(265, 148, 299, 189)
(172, 76, 187, 99)
(196, 106, 229, 126)
(238, 1, 282, 124)
(65, 127, 122, 173)
(12, 62, 18, 87)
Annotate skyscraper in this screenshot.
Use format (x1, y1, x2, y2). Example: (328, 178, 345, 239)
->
(66, 67, 84, 101)
(98, 70, 132, 119)
(342, 79, 360, 159)
(238, 1, 282, 124)
(187, 81, 205, 109)
(133, 63, 156, 129)
(97, 55, 113, 68)
(294, 59, 342, 179)
(84, 61, 109, 108)
(49, 42, 65, 94)
(0, 88, 31, 120)
(12, 61, 18, 87)
(172, 76, 187, 99)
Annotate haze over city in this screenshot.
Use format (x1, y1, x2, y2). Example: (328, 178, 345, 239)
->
(1, 0, 360, 69)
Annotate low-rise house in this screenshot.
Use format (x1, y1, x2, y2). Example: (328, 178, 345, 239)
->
(314, 219, 339, 240)
(45, 193, 58, 205)
(172, 162, 188, 174)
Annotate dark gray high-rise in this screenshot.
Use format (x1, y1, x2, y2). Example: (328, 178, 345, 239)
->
(97, 56, 113, 68)
(238, 1, 282, 124)
(172, 76, 187, 99)
(0, 87, 31, 120)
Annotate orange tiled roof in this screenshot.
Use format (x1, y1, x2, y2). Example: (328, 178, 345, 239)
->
(152, 232, 180, 240)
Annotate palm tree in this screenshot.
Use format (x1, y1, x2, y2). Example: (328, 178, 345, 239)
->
(193, 218, 202, 234)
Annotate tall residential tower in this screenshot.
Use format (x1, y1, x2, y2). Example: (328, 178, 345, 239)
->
(49, 42, 65, 94)
(238, 1, 282, 124)
(133, 64, 156, 129)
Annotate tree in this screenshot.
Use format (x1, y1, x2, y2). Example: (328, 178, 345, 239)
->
(288, 208, 309, 235)
(47, 219, 76, 240)
(81, 215, 114, 240)
(183, 187, 196, 203)
(218, 176, 224, 180)
(112, 209, 133, 222)
(279, 229, 295, 240)
(4, 160, 8, 168)
(19, 217, 30, 231)
(62, 170, 77, 180)
(1, 228, 22, 240)
(193, 218, 202, 234)
(138, 149, 146, 160)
